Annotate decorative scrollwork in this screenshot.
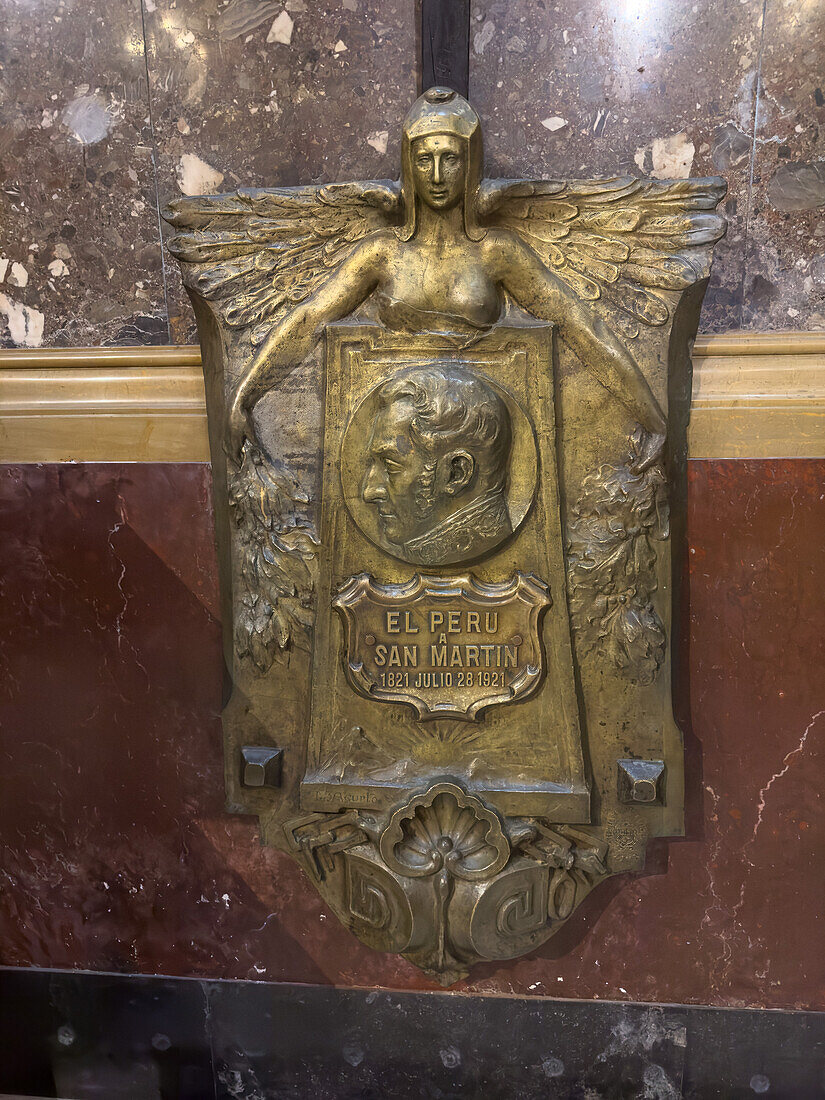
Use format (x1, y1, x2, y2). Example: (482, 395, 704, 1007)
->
(283, 810, 365, 882)
(379, 781, 510, 882)
(346, 852, 415, 954)
(566, 427, 669, 684)
(228, 442, 318, 672)
(283, 783, 615, 984)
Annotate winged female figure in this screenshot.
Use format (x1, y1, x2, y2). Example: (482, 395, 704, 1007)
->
(166, 87, 725, 472)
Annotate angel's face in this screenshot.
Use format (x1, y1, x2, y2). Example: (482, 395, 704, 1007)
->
(411, 134, 465, 211)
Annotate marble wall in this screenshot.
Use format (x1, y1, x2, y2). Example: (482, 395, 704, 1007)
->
(0, 0, 416, 346)
(469, 0, 825, 332)
(0, 0, 821, 346)
(1, 459, 823, 1010)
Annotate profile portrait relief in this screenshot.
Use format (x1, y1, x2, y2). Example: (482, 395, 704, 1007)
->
(355, 364, 516, 566)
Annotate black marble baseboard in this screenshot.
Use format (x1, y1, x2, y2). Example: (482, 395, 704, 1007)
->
(1, 967, 823, 1099)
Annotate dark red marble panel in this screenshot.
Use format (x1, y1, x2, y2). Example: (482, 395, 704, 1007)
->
(0, 460, 823, 1009)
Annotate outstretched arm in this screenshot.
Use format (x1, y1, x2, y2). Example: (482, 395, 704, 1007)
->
(493, 233, 666, 463)
(228, 235, 386, 456)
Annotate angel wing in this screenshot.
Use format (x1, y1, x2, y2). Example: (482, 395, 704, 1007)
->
(165, 183, 398, 666)
(479, 176, 726, 340)
(164, 181, 400, 336)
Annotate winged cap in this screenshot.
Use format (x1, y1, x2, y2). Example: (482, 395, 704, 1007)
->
(404, 86, 479, 141)
(398, 87, 485, 242)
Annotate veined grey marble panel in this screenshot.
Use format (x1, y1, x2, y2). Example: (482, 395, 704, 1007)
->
(468, 0, 765, 332)
(0, 0, 417, 347)
(0, 0, 169, 347)
(142, 0, 418, 342)
(744, 1, 825, 330)
(2, 2, 819, 346)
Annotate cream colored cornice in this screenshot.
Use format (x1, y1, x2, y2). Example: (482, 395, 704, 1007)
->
(1, 332, 823, 462)
(689, 331, 825, 459)
(0, 346, 208, 462)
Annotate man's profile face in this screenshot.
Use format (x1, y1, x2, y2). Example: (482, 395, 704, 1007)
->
(362, 402, 432, 544)
(362, 400, 474, 545)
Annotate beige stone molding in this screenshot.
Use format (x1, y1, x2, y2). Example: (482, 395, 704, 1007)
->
(1, 333, 823, 462)
(690, 331, 825, 459)
(0, 346, 208, 462)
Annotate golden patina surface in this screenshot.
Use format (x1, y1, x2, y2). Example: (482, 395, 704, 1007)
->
(342, 360, 537, 566)
(333, 571, 549, 721)
(164, 87, 726, 984)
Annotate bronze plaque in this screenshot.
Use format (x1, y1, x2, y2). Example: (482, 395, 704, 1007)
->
(302, 323, 589, 823)
(333, 571, 550, 720)
(340, 364, 538, 566)
(165, 85, 726, 984)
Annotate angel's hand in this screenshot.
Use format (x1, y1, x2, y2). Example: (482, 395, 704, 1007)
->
(630, 430, 665, 475)
(227, 399, 255, 462)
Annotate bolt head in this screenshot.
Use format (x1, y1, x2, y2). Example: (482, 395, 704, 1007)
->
(617, 759, 665, 805)
(632, 778, 658, 802)
(241, 745, 282, 789)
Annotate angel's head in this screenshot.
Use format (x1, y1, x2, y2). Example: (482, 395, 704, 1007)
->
(398, 87, 485, 242)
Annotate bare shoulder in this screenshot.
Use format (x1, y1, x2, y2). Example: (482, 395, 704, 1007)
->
(316, 230, 390, 296)
(481, 227, 535, 273)
(355, 228, 394, 268)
